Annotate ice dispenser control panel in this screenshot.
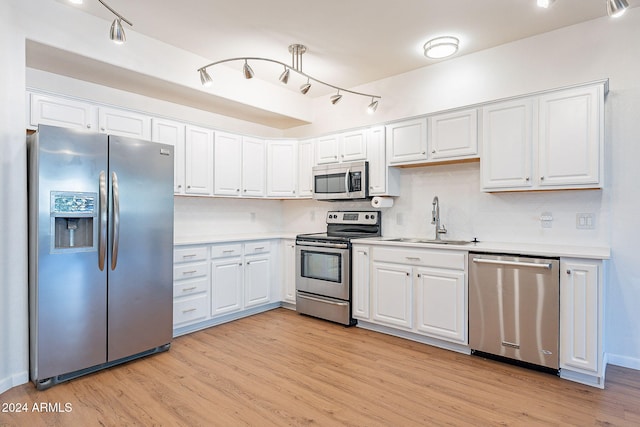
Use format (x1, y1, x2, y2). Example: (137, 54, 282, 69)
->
(50, 192, 98, 253)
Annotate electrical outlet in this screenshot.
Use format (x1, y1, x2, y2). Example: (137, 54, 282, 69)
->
(576, 213, 595, 229)
(540, 212, 553, 228)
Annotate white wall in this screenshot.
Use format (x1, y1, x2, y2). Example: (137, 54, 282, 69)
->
(0, 1, 29, 393)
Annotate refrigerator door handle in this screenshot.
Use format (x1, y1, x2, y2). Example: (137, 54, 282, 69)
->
(111, 171, 120, 270)
(98, 171, 107, 271)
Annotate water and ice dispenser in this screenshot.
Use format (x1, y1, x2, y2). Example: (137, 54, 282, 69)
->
(50, 192, 98, 253)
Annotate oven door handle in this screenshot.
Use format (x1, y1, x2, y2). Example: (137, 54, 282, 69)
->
(296, 241, 349, 249)
(297, 293, 349, 307)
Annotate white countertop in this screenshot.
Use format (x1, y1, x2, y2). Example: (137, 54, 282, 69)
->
(352, 237, 611, 260)
(174, 233, 298, 246)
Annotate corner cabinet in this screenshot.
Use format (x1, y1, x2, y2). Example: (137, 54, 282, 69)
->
(152, 118, 186, 195)
(481, 81, 605, 192)
(560, 258, 605, 388)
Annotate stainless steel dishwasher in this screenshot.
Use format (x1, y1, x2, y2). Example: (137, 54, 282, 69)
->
(469, 253, 560, 371)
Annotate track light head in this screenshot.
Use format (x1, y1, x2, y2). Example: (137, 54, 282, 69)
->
(367, 99, 379, 114)
(199, 69, 213, 87)
(243, 60, 255, 79)
(279, 67, 290, 84)
(300, 79, 312, 95)
(110, 18, 126, 44)
(607, 0, 629, 17)
(330, 91, 342, 105)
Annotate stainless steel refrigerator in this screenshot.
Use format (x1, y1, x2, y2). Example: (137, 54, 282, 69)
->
(28, 124, 174, 390)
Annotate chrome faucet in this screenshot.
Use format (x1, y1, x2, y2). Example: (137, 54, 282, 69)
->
(431, 196, 447, 240)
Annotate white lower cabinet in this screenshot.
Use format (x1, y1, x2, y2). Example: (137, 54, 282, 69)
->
(282, 239, 297, 304)
(211, 252, 244, 316)
(243, 242, 272, 308)
(560, 258, 605, 387)
(173, 246, 211, 328)
(359, 245, 468, 346)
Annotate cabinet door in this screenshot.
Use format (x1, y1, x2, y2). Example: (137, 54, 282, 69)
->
(98, 107, 151, 140)
(481, 99, 534, 190)
(560, 260, 600, 373)
(371, 262, 413, 329)
(415, 267, 467, 344)
(211, 257, 243, 316)
(242, 136, 266, 197)
(244, 254, 271, 308)
(352, 245, 370, 320)
(341, 130, 367, 162)
(282, 240, 297, 304)
(429, 108, 478, 160)
(152, 118, 185, 194)
(386, 118, 428, 165)
(213, 131, 243, 196)
(297, 139, 314, 198)
(316, 135, 340, 164)
(538, 85, 602, 188)
(267, 141, 297, 197)
(29, 93, 94, 130)
(185, 125, 214, 195)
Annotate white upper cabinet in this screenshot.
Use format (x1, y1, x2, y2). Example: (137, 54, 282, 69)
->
(538, 85, 603, 188)
(482, 82, 605, 192)
(185, 125, 214, 195)
(213, 131, 243, 196)
(242, 136, 266, 197)
(151, 118, 186, 194)
(297, 139, 315, 198)
(29, 93, 95, 131)
(98, 107, 151, 140)
(428, 108, 478, 160)
(267, 140, 298, 197)
(315, 130, 367, 165)
(386, 117, 428, 165)
(481, 98, 534, 190)
(367, 126, 400, 196)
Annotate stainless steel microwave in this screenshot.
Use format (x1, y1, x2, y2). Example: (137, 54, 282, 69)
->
(312, 160, 369, 201)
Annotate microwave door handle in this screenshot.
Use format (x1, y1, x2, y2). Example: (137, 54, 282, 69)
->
(344, 168, 350, 194)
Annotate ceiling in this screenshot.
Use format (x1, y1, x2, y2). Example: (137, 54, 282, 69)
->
(41, 0, 637, 128)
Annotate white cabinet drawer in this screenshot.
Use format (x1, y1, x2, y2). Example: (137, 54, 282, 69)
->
(244, 241, 271, 255)
(174, 246, 208, 263)
(174, 277, 209, 298)
(211, 243, 243, 258)
(173, 294, 209, 326)
(174, 262, 208, 281)
(372, 246, 466, 270)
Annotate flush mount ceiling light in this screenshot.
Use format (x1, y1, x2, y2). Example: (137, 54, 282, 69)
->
(70, 0, 133, 44)
(607, 0, 629, 17)
(423, 36, 460, 59)
(197, 44, 381, 112)
(537, 0, 556, 8)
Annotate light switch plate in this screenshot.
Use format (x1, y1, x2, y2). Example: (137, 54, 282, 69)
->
(576, 213, 595, 229)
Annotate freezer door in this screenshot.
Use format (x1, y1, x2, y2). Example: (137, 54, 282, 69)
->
(107, 136, 174, 362)
(29, 125, 108, 380)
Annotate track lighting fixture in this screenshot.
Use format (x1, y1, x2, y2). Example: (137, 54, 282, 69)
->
(243, 60, 255, 79)
(607, 0, 629, 17)
(69, 1, 133, 44)
(300, 78, 312, 95)
(330, 91, 343, 105)
(197, 44, 381, 113)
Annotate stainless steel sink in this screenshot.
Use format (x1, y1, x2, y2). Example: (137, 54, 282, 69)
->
(384, 237, 471, 245)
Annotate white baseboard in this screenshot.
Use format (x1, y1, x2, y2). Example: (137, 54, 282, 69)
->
(0, 371, 29, 395)
(607, 353, 640, 371)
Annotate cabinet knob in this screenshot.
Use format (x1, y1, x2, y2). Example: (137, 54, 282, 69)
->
(236, 189, 240, 192)
(431, 150, 436, 154)
(187, 185, 191, 189)
(406, 272, 410, 276)
(178, 185, 182, 188)
(541, 176, 545, 181)
(526, 177, 530, 181)
(417, 273, 421, 278)
(566, 269, 572, 275)
(421, 151, 426, 155)
(86, 124, 91, 129)
(100, 127, 105, 132)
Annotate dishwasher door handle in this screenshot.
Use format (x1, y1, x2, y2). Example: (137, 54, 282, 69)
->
(472, 257, 553, 270)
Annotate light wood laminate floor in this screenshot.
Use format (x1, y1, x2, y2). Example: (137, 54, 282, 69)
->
(1, 308, 639, 426)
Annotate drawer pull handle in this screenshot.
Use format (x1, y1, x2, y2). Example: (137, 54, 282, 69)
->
(183, 270, 197, 274)
(182, 308, 197, 313)
(182, 254, 197, 258)
(254, 247, 264, 250)
(405, 257, 421, 261)
(182, 286, 197, 292)
(223, 250, 236, 253)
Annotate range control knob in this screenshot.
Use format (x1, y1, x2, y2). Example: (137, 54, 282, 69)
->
(365, 215, 370, 219)
(370, 214, 376, 220)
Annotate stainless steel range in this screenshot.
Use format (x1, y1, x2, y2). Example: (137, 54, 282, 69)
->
(296, 210, 381, 325)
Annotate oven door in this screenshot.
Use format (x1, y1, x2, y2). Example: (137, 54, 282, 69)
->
(296, 242, 350, 301)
